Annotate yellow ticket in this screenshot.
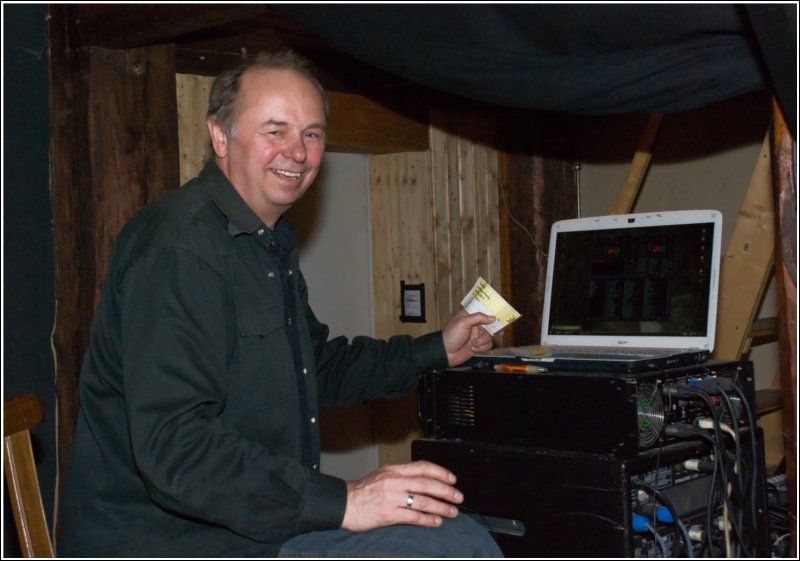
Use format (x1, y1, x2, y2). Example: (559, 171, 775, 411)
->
(461, 276, 522, 335)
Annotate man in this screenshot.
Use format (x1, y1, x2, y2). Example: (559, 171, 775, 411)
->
(58, 51, 503, 557)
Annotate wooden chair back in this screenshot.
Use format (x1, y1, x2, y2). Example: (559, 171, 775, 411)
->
(4, 394, 54, 557)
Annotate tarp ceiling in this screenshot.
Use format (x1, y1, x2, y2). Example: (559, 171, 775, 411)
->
(273, 4, 796, 132)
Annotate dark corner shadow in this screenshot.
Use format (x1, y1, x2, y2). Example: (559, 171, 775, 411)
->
(576, 90, 772, 165)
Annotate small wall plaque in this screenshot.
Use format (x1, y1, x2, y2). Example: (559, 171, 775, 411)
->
(400, 281, 426, 323)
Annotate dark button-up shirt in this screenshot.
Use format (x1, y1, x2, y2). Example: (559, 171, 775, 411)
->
(58, 161, 448, 557)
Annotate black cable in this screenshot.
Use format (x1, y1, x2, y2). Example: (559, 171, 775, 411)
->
(715, 388, 748, 557)
(703, 449, 721, 557)
(670, 388, 743, 513)
(708, 379, 760, 556)
(717, 390, 745, 495)
(691, 387, 754, 558)
(731, 383, 760, 538)
(632, 481, 687, 557)
(666, 385, 752, 556)
(665, 423, 742, 503)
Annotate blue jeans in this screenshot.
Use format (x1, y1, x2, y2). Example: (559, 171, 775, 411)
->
(278, 514, 504, 557)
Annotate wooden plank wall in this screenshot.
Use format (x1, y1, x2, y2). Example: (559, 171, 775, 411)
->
(371, 111, 502, 465)
(369, 152, 437, 465)
(429, 110, 502, 330)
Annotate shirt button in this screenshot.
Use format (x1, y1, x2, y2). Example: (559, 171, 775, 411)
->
(310, 417, 316, 424)
(288, 269, 293, 276)
(267, 272, 275, 278)
(313, 464, 318, 470)
(287, 317, 293, 326)
(257, 228, 265, 235)
(302, 368, 308, 375)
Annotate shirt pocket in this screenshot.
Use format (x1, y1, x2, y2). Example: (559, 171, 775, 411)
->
(232, 304, 297, 439)
(236, 304, 283, 339)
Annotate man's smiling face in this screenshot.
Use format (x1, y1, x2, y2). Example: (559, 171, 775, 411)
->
(211, 67, 327, 228)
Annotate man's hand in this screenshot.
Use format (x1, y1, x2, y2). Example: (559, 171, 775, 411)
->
(442, 308, 495, 366)
(341, 461, 463, 532)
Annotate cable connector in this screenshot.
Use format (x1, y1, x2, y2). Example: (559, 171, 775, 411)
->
(696, 418, 738, 441)
(631, 514, 650, 533)
(639, 503, 673, 523)
(714, 515, 730, 531)
(663, 384, 697, 398)
(683, 458, 715, 473)
(665, 423, 700, 438)
(688, 524, 705, 542)
(696, 418, 716, 431)
(687, 376, 735, 393)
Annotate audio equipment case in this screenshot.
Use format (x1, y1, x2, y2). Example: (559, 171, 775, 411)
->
(412, 432, 769, 558)
(417, 360, 755, 457)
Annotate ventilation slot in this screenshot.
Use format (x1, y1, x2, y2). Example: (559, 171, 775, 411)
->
(445, 384, 477, 427)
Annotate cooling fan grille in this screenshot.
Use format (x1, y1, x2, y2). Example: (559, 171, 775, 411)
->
(637, 382, 665, 448)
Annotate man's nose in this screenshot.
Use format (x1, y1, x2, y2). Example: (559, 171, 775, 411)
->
(283, 133, 307, 162)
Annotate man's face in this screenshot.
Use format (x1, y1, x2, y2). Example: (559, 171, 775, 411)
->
(213, 67, 327, 227)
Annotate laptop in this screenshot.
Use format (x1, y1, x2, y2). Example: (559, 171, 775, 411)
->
(478, 210, 723, 373)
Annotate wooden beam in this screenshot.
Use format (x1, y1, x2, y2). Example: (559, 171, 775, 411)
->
(770, 96, 797, 558)
(495, 111, 578, 346)
(68, 4, 273, 49)
(50, 34, 180, 509)
(49, 4, 93, 498)
(327, 91, 428, 154)
(610, 113, 662, 214)
(711, 134, 775, 361)
(498, 153, 577, 346)
(748, 317, 778, 339)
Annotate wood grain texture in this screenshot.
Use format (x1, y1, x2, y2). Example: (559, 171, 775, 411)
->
(711, 134, 775, 361)
(51, 40, 180, 497)
(4, 395, 53, 557)
(370, 152, 435, 465)
(770, 96, 797, 557)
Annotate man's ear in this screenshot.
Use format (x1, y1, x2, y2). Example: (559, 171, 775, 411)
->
(207, 118, 228, 158)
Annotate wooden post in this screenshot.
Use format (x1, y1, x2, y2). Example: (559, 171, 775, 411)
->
(770, 97, 797, 557)
(50, 26, 180, 512)
(610, 113, 662, 214)
(711, 134, 775, 360)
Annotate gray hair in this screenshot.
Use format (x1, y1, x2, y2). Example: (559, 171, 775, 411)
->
(207, 50, 329, 138)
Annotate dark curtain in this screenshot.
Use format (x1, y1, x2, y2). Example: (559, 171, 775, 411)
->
(274, 4, 794, 134)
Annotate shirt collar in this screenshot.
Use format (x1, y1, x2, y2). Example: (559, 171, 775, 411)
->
(198, 160, 297, 250)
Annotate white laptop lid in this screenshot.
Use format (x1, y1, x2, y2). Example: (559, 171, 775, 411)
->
(540, 210, 722, 352)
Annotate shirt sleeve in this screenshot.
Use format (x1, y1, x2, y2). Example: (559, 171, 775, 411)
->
(120, 245, 346, 543)
(299, 273, 450, 407)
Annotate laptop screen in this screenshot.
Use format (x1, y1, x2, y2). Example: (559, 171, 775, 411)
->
(541, 211, 722, 350)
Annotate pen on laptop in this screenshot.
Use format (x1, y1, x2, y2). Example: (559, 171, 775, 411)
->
(494, 363, 548, 374)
